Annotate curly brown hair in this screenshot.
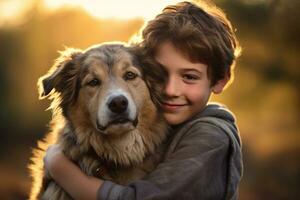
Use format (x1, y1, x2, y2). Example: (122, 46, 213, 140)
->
(136, 1, 241, 87)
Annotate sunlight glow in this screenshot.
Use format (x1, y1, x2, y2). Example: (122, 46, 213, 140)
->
(0, 0, 33, 26)
(42, 0, 183, 20)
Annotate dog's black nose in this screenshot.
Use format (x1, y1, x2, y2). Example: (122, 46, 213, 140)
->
(108, 95, 128, 114)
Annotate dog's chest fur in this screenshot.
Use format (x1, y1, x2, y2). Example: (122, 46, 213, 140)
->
(60, 120, 168, 185)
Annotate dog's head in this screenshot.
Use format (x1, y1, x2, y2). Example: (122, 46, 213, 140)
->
(39, 43, 163, 137)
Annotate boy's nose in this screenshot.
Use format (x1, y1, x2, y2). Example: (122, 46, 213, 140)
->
(165, 77, 181, 97)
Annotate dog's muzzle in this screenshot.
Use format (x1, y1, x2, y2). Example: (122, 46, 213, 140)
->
(108, 95, 128, 114)
(96, 95, 138, 133)
(96, 117, 138, 131)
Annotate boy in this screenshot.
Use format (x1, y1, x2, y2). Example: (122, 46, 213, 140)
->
(44, 1, 243, 199)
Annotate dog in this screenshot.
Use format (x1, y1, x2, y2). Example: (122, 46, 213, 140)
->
(28, 42, 169, 200)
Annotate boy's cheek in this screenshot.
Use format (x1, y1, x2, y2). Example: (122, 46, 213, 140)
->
(186, 88, 210, 104)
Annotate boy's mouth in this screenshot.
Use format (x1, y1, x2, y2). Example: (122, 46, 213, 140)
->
(162, 102, 187, 112)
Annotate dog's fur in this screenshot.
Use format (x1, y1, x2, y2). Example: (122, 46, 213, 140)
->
(28, 43, 169, 200)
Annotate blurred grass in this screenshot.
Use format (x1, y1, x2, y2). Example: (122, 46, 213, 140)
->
(0, 0, 299, 199)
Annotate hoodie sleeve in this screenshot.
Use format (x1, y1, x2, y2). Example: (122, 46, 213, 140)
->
(97, 119, 242, 200)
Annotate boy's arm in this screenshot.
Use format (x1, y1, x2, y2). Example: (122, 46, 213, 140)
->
(45, 120, 242, 200)
(97, 121, 242, 200)
(44, 145, 103, 200)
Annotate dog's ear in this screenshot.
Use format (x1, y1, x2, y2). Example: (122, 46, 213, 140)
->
(38, 48, 83, 99)
(128, 45, 167, 106)
(142, 59, 168, 107)
(38, 67, 63, 98)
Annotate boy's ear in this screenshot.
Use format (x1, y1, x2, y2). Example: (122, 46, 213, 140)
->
(211, 75, 230, 94)
(38, 48, 82, 99)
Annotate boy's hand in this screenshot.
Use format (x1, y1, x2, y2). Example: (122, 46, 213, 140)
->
(43, 144, 103, 200)
(43, 144, 65, 177)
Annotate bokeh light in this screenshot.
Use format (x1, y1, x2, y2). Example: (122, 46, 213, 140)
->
(0, 0, 299, 199)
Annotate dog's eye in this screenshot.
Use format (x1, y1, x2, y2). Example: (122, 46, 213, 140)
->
(124, 71, 137, 81)
(87, 79, 100, 87)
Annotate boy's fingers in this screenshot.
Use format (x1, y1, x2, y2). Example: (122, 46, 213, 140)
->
(43, 144, 62, 168)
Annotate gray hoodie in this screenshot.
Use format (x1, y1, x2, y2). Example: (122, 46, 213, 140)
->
(98, 103, 243, 200)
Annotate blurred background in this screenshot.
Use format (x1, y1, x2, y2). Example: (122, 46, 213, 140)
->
(0, 0, 299, 199)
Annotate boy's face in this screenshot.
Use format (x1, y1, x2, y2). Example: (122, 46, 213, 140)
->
(155, 41, 227, 125)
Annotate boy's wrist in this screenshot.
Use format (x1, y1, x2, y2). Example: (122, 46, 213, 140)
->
(46, 153, 103, 200)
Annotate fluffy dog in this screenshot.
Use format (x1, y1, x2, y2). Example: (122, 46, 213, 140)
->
(29, 43, 168, 200)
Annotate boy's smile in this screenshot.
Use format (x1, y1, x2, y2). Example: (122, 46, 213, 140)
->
(162, 102, 188, 113)
(155, 41, 227, 125)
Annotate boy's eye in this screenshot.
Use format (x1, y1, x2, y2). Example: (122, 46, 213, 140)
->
(182, 74, 200, 81)
(87, 78, 101, 87)
(124, 71, 138, 81)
